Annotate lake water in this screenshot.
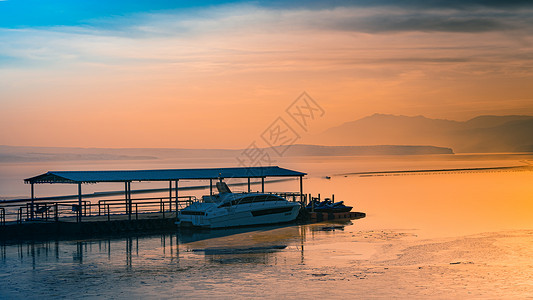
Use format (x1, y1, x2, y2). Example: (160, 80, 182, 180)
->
(1, 154, 532, 298)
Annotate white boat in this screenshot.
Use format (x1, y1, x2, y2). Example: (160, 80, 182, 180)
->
(177, 181, 301, 228)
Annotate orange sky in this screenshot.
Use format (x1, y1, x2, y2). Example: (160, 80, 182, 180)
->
(1, 2, 533, 148)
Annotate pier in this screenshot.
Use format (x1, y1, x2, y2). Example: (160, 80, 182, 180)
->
(1, 166, 365, 240)
(0, 166, 319, 240)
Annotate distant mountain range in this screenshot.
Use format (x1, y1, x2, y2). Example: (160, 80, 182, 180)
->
(309, 114, 533, 153)
(2, 113, 529, 161)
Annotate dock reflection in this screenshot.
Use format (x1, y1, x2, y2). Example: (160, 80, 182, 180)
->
(0, 221, 354, 269)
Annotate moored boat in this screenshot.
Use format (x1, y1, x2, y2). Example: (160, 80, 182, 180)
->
(177, 181, 301, 228)
(305, 198, 352, 213)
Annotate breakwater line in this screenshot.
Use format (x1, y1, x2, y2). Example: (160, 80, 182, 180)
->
(337, 165, 532, 177)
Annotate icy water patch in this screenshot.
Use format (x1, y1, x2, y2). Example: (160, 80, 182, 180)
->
(1, 226, 532, 299)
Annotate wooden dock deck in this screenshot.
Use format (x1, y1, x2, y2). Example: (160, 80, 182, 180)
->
(1, 208, 366, 241)
(0, 212, 178, 240)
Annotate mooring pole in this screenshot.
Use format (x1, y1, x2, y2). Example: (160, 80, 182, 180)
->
(77, 183, 82, 223)
(210, 179, 213, 196)
(261, 177, 265, 193)
(248, 178, 251, 193)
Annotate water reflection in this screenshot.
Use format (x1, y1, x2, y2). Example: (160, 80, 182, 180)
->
(181, 225, 303, 265)
(0, 221, 356, 271)
(2, 222, 530, 298)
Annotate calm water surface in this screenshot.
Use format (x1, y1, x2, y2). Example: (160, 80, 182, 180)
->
(1, 155, 532, 298)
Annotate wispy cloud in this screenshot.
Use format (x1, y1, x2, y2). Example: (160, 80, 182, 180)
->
(258, 0, 533, 10)
(2, 3, 531, 68)
(86, 4, 533, 35)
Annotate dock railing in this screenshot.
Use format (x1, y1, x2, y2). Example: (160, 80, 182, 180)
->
(9, 200, 89, 223)
(1, 195, 197, 224)
(97, 196, 195, 216)
(0, 192, 311, 224)
(268, 192, 307, 205)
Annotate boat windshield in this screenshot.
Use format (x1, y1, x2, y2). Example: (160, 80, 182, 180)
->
(218, 194, 283, 208)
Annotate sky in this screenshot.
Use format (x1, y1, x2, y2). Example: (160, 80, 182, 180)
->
(1, 0, 533, 148)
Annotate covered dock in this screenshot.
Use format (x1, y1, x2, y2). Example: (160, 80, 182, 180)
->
(1, 166, 307, 239)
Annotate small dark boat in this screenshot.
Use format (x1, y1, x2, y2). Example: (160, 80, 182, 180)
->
(305, 198, 352, 213)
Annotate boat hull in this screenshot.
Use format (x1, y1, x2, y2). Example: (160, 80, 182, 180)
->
(178, 202, 301, 229)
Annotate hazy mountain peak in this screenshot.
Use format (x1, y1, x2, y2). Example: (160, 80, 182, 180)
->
(464, 115, 533, 129)
(311, 113, 533, 153)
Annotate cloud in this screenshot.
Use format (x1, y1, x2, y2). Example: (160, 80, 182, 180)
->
(87, 4, 533, 37)
(1, 2, 532, 75)
(323, 13, 514, 33)
(258, 0, 533, 10)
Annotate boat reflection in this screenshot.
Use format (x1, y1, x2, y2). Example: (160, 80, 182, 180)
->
(180, 224, 303, 264)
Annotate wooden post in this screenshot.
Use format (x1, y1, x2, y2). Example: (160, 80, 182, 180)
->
(248, 178, 251, 193)
(169, 181, 172, 210)
(261, 177, 265, 193)
(175, 180, 179, 221)
(125, 182, 129, 217)
(30, 183, 35, 220)
(299, 176, 303, 204)
(127, 181, 132, 221)
(129, 182, 132, 218)
(77, 183, 82, 223)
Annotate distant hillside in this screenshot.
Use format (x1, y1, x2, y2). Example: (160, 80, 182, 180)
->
(310, 114, 533, 153)
(0, 143, 453, 163)
(0, 146, 236, 162)
(276, 144, 453, 156)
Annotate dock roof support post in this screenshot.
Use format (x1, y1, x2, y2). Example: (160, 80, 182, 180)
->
(77, 182, 82, 223)
(129, 182, 132, 220)
(261, 177, 265, 193)
(248, 178, 251, 193)
(125, 182, 128, 217)
(125, 181, 132, 221)
(175, 180, 179, 221)
(169, 181, 172, 209)
(210, 179, 213, 196)
(30, 183, 35, 220)
(299, 176, 304, 204)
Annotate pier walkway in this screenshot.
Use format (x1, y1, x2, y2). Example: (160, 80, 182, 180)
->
(1, 166, 307, 240)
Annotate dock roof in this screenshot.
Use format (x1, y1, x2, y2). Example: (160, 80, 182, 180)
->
(25, 166, 306, 184)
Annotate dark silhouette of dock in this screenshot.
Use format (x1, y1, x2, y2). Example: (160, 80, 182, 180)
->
(1, 166, 309, 240)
